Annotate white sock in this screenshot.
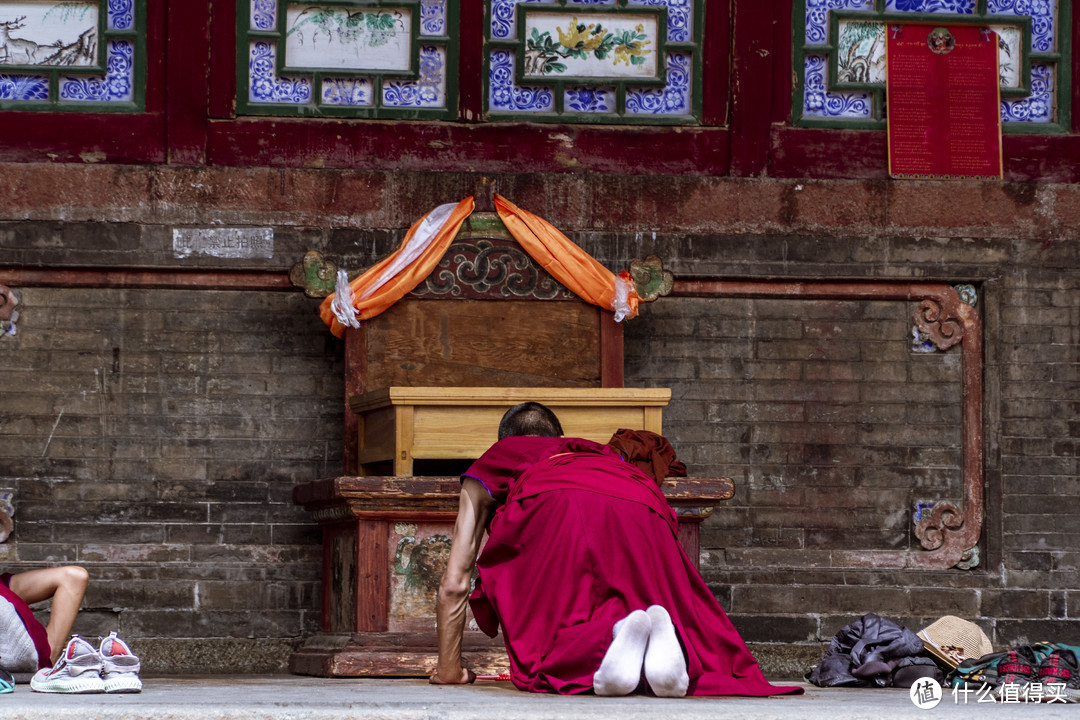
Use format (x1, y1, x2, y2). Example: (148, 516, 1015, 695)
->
(593, 609, 651, 696)
(644, 605, 689, 697)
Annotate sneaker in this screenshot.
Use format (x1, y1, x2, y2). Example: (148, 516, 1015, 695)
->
(995, 646, 1038, 700)
(30, 636, 105, 694)
(0, 668, 13, 694)
(98, 632, 142, 693)
(1038, 648, 1080, 703)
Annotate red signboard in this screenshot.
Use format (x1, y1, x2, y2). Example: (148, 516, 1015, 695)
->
(887, 24, 1002, 180)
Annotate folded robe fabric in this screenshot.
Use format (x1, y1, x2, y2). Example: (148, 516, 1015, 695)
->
(606, 428, 687, 485)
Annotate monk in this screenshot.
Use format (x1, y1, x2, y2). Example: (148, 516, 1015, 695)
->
(431, 402, 801, 697)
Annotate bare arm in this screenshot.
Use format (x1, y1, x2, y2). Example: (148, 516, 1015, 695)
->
(431, 478, 495, 684)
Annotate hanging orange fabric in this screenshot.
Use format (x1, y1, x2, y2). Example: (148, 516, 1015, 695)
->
(494, 195, 639, 321)
(319, 196, 475, 338)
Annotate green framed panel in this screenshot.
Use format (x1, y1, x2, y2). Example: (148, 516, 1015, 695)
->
(826, 13, 1030, 95)
(237, 0, 458, 120)
(792, 0, 1072, 134)
(484, 0, 703, 126)
(512, 5, 669, 88)
(0, 0, 146, 112)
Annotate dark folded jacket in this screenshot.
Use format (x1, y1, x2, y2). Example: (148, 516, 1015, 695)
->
(808, 613, 942, 688)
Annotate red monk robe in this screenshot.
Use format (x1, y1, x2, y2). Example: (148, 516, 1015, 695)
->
(461, 435, 801, 697)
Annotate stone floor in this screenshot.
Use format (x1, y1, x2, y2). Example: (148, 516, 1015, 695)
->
(2, 676, 1073, 720)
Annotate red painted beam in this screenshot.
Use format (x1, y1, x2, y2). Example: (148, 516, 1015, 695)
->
(167, 1, 211, 164)
(700, 0, 732, 127)
(206, 120, 731, 175)
(208, 0, 239, 120)
(728, 0, 779, 177)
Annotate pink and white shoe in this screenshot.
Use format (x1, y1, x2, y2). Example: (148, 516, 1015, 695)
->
(30, 636, 104, 693)
(98, 632, 142, 693)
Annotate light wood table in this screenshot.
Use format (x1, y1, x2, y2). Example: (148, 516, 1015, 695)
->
(349, 386, 672, 475)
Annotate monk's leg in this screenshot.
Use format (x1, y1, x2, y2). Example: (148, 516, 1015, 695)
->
(593, 609, 651, 696)
(644, 605, 689, 697)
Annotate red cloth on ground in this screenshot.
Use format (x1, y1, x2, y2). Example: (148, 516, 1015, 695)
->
(461, 436, 802, 697)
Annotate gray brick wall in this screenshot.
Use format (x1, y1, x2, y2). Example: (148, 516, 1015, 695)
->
(1, 166, 1079, 674)
(0, 286, 341, 671)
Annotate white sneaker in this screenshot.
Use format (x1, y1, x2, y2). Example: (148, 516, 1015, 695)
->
(98, 631, 142, 693)
(30, 636, 105, 693)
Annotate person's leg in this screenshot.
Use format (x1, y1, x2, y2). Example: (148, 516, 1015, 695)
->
(593, 609, 651, 696)
(8, 566, 89, 665)
(643, 605, 689, 697)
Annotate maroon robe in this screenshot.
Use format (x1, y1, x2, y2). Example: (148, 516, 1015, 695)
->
(463, 436, 801, 696)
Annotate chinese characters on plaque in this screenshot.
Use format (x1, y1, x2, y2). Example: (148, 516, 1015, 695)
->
(887, 25, 1002, 181)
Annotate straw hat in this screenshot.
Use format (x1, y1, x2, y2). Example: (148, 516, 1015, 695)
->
(917, 616, 994, 668)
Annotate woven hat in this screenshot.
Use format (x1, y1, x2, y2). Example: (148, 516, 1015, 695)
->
(918, 616, 994, 668)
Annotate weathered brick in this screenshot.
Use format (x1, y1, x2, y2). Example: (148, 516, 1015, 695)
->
(981, 590, 1051, 619)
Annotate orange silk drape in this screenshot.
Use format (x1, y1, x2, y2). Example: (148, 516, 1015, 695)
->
(319, 196, 475, 338)
(494, 195, 639, 320)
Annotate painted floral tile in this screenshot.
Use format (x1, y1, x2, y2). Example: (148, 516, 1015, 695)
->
(59, 39, 133, 101)
(805, 0, 874, 45)
(382, 44, 446, 108)
(284, 6, 413, 72)
(803, 53, 873, 119)
(836, 20, 885, 85)
(522, 11, 659, 79)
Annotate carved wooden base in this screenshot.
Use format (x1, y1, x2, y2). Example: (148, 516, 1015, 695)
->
(289, 632, 509, 678)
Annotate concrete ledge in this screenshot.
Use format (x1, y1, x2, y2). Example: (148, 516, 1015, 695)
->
(1, 676, 1065, 720)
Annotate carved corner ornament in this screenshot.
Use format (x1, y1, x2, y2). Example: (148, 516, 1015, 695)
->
(629, 255, 674, 303)
(911, 285, 984, 569)
(289, 251, 360, 298)
(0, 284, 19, 338)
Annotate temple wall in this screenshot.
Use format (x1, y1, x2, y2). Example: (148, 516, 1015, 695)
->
(1, 165, 1078, 674)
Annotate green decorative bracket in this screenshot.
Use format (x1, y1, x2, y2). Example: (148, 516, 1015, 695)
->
(955, 546, 980, 570)
(288, 251, 360, 298)
(629, 254, 673, 302)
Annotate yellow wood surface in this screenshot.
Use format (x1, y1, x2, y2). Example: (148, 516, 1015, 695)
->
(351, 387, 671, 474)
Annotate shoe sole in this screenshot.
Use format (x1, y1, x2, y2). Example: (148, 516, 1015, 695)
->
(103, 674, 143, 693)
(31, 676, 106, 694)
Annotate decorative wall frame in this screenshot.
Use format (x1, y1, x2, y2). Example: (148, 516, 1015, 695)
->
(793, 0, 1071, 133)
(485, 0, 704, 124)
(674, 279, 983, 570)
(237, 0, 457, 118)
(0, 0, 144, 110)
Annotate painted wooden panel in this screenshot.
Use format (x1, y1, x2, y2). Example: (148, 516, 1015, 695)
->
(793, 0, 1068, 131)
(238, 0, 455, 118)
(485, 0, 703, 124)
(0, 0, 143, 110)
(362, 299, 604, 390)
